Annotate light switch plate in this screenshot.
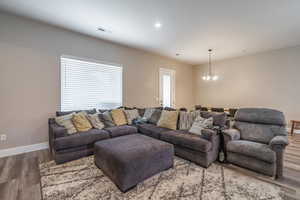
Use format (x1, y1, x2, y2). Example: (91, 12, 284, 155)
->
(0, 134, 7, 141)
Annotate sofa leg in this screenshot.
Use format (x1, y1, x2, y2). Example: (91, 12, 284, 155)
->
(275, 151, 283, 179)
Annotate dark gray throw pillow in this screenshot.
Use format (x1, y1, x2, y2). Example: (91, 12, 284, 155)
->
(148, 109, 162, 124)
(99, 111, 115, 127)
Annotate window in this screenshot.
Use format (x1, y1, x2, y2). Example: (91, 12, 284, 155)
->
(61, 56, 122, 111)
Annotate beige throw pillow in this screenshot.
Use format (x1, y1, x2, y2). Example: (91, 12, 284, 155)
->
(124, 109, 140, 124)
(87, 113, 105, 129)
(157, 110, 179, 130)
(55, 112, 77, 134)
(72, 112, 93, 132)
(111, 109, 127, 126)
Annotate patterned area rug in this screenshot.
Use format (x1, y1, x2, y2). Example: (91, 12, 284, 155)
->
(39, 156, 288, 200)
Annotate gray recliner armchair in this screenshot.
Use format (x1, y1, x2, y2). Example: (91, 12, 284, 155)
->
(223, 108, 289, 178)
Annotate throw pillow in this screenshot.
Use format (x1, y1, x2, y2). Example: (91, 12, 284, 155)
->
(111, 109, 127, 126)
(72, 112, 93, 132)
(143, 108, 155, 120)
(148, 109, 162, 124)
(99, 111, 115, 127)
(87, 113, 105, 129)
(124, 109, 140, 124)
(179, 110, 201, 130)
(157, 110, 179, 130)
(55, 112, 77, 134)
(189, 116, 213, 136)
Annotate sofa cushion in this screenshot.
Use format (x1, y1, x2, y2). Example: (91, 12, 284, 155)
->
(137, 123, 171, 139)
(160, 130, 212, 152)
(56, 109, 97, 117)
(235, 108, 286, 126)
(157, 110, 179, 130)
(105, 125, 137, 138)
(227, 140, 276, 163)
(111, 109, 128, 126)
(54, 129, 110, 150)
(148, 109, 162, 124)
(234, 121, 286, 144)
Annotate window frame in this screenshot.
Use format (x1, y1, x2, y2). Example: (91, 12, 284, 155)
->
(60, 55, 123, 111)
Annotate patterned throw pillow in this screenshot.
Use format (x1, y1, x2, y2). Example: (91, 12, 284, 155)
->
(55, 112, 77, 134)
(179, 110, 201, 130)
(87, 113, 105, 129)
(148, 109, 162, 124)
(124, 109, 140, 125)
(99, 111, 115, 127)
(111, 109, 128, 126)
(143, 108, 155, 120)
(189, 116, 213, 136)
(157, 110, 179, 130)
(72, 112, 93, 132)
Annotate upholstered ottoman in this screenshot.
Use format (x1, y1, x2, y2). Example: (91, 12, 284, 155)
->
(94, 134, 174, 192)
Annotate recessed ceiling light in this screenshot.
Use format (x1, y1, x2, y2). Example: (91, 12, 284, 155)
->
(154, 22, 162, 28)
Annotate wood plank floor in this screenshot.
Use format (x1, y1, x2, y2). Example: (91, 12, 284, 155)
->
(0, 135, 299, 200)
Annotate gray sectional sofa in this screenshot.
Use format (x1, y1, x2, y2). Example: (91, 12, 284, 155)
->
(48, 108, 227, 167)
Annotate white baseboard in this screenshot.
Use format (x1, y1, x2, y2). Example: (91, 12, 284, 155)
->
(0, 142, 49, 158)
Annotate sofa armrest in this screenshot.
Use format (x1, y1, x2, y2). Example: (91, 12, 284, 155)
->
(270, 136, 289, 151)
(201, 128, 218, 141)
(49, 123, 68, 138)
(222, 129, 240, 141)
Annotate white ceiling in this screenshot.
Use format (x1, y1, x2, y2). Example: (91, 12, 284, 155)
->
(1, 0, 300, 65)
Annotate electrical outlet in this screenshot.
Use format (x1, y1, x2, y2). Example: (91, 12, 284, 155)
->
(0, 134, 7, 141)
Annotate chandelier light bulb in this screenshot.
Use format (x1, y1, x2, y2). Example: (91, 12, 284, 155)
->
(212, 75, 218, 81)
(207, 75, 211, 80)
(202, 76, 207, 80)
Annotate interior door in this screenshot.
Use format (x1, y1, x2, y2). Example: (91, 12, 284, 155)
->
(159, 68, 175, 108)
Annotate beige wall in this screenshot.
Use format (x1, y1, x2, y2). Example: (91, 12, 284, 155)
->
(194, 46, 300, 123)
(0, 12, 195, 149)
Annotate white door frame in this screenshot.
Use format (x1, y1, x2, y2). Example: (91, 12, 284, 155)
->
(159, 68, 176, 108)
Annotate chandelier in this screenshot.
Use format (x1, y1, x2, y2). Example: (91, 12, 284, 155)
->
(202, 49, 218, 81)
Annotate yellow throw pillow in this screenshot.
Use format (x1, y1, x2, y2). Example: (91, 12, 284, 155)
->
(157, 110, 179, 130)
(55, 112, 77, 134)
(111, 109, 127, 126)
(72, 112, 93, 132)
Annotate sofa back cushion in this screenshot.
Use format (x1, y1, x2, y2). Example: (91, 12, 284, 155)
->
(234, 121, 286, 144)
(72, 112, 93, 132)
(157, 110, 179, 130)
(56, 109, 97, 117)
(200, 111, 227, 127)
(234, 108, 286, 126)
(111, 109, 127, 126)
(148, 109, 162, 124)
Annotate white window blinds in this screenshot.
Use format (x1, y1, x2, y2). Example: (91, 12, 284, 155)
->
(61, 56, 122, 111)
